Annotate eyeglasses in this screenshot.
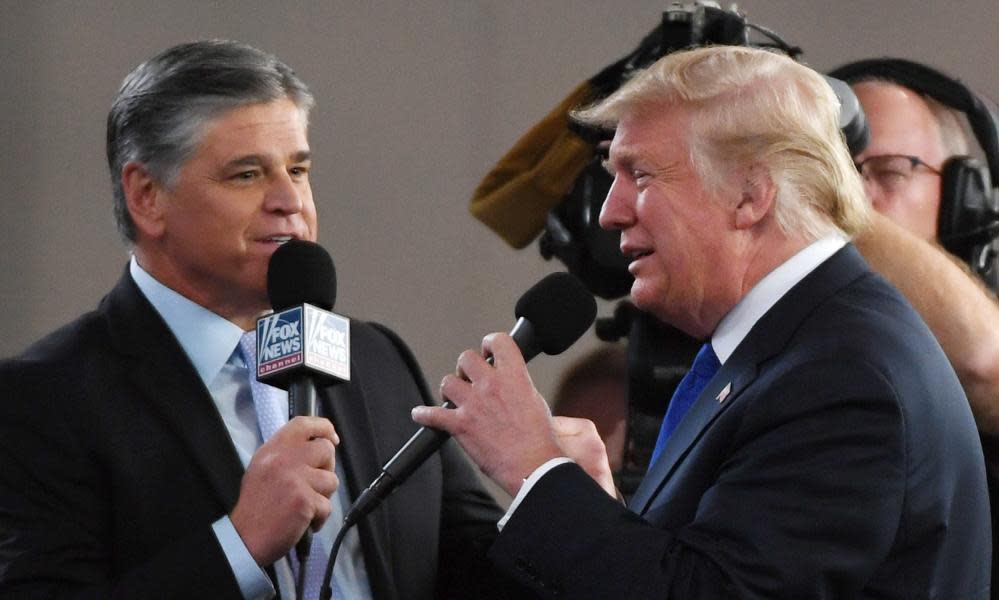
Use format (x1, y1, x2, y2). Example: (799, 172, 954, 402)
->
(854, 154, 942, 194)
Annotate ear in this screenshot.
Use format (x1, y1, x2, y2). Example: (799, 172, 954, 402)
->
(121, 161, 167, 240)
(734, 165, 776, 230)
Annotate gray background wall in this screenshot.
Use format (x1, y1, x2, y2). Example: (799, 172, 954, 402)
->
(2, 1, 998, 403)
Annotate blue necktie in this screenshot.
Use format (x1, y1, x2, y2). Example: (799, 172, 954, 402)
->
(649, 343, 721, 468)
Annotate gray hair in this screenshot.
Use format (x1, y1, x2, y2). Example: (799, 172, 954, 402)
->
(106, 40, 314, 242)
(574, 46, 869, 240)
(927, 95, 972, 158)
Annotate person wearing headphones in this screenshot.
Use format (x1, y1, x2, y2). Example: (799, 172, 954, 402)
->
(831, 58, 999, 594)
(829, 59, 999, 432)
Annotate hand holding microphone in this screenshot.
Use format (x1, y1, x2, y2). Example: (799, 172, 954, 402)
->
(230, 417, 340, 566)
(428, 332, 568, 496)
(340, 272, 597, 530)
(411, 272, 598, 496)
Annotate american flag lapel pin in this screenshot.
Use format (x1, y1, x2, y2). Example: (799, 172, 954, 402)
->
(717, 382, 732, 403)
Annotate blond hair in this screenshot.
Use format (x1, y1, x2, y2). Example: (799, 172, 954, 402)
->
(574, 46, 869, 239)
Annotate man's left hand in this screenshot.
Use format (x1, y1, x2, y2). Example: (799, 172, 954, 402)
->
(552, 416, 617, 497)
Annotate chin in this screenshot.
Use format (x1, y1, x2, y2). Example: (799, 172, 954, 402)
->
(630, 287, 700, 338)
(629, 278, 663, 313)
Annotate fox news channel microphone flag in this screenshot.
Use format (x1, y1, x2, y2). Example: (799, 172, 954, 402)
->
(256, 306, 350, 385)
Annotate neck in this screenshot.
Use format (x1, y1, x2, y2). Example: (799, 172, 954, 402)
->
(133, 249, 267, 331)
(739, 235, 814, 298)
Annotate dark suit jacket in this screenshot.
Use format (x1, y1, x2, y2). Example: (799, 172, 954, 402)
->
(489, 245, 991, 599)
(0, 270, 509, 599)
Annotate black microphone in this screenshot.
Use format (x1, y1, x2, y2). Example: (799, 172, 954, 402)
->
(342, 271, 597, 530)
(254, 240, 351, 559)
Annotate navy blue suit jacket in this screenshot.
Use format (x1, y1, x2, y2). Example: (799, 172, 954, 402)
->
(490, 245, 991, 598)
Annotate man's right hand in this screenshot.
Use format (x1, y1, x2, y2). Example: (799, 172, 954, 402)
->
(230, 416, 339, 566)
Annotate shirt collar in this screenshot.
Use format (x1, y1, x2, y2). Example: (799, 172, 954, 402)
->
(711, 234, 847, 364)
(129, 256, 246, 387)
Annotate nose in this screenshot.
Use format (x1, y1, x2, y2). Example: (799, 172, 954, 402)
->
(598, 177, 635, 231)
(264, 170, 306, 215)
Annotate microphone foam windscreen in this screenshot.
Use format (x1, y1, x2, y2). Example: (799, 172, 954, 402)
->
(515, 272, 597, 355)
(266, 240, 337, 311)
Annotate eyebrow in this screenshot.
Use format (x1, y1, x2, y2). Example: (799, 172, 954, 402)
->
(607, 146, 683, 180)
(223, 150, 312, 169)
(607, 146, 641, 167)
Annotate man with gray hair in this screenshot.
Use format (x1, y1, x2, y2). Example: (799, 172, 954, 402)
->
(0, 40, 515, 599)
(414, 46, 991, 598)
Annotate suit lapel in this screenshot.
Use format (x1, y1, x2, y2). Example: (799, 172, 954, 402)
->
(628, 245, 871, 515)
(103, 270, 245, 510)
(321, 362, 396, 600)
(629, 360, 756, 514)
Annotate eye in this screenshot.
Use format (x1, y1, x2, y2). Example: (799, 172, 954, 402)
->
(632, 169, 652, 186)
(872, 169, 908, 191)
(231, 169, 261, 181)
(289, 164, 310, 179)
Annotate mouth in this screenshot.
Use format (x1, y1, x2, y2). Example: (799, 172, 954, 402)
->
(258, 234, 299, 245)
(621, 246, 654, 274)
(621, 245, 654, 261)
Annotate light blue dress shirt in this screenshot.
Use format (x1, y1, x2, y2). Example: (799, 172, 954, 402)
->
(129, 258, 371, 599)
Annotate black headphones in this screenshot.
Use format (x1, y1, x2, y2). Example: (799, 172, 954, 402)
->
(828, 58, 999, 280)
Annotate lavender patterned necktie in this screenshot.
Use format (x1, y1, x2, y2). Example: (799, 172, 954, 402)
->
(238, 331, 340, 599)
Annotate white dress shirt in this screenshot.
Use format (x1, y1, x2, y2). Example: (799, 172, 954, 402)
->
(499, 233, 848, 528)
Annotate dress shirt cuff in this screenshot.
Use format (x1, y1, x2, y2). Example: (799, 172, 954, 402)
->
(497, 457, 574, 531)
(212, 516, 275, 600)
